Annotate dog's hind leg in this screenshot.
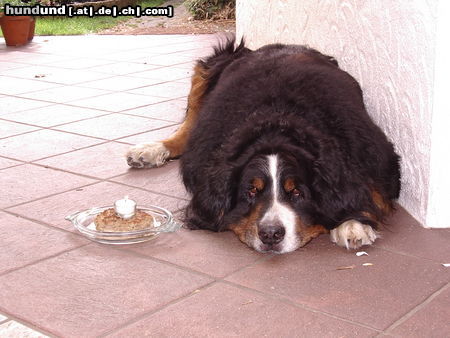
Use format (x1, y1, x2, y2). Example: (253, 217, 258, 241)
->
(126, 63, 209, 168)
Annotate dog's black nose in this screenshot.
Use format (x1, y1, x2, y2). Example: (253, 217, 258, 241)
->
(258, 225, 285, 245)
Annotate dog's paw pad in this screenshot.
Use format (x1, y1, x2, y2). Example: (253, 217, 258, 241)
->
(330, 220, 378, 249)
(126, 142, 170, 168)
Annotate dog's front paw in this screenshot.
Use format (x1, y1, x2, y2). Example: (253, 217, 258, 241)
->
(126, 142, 170, 168)
(330, 220, 378, 249)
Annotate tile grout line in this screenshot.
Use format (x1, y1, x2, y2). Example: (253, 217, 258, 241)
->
(0, 305, 60, 338)
(111, 239, 384, 334)
(99, 245, 383, 336)
(0, 162, 26, 171)
(0, 119, 180, 167)
(108, 122, 181, 143)
(2, 179, 103, 210)
(0, 207, 91, 240)
(110, 235, 387, 334)
(111, 246, 220, 281)
(379, 282, 450, 335)
(1, 89, 186, 132)
(0, 318, 10, 325)
(221, 279, 384, 333)
(102, 177, 190, 202)
(1, 159, 189, 211)
(11, 82, 116, 98)
(0, 243, 91, 278)
(372, 244, 450, 267)
(96, 251, 275, 337)
(0, 110, 116, 130)
(96, 280, 218, 338)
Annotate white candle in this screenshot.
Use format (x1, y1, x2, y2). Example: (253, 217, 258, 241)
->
(114, 196, 137, 220)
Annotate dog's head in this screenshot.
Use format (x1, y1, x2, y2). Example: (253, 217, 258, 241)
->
(226, 151, 328, 253)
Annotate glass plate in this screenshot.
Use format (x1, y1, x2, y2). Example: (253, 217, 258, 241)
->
(65, 205, 180, 245)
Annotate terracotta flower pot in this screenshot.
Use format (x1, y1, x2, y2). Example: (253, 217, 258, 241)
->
(0, 15, 32, 47)
(28, 17, 36, 42)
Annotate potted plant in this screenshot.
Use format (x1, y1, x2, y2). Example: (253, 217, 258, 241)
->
(0, 0, 38, 46)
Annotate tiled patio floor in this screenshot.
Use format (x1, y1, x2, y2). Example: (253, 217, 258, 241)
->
(0, 34, 449, 337)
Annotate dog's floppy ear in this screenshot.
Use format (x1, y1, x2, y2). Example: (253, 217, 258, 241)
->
(184, 162, 235, 232)
(309, 137, 375, 223)
(311, 138, 346, 190)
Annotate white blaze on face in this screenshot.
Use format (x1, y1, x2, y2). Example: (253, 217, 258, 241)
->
(258, 154, 299, 253)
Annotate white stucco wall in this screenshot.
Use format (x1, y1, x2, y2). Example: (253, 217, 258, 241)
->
(236, 0, 448, 227)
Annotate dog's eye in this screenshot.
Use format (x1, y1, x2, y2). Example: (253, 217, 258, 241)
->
(291, 188, 302, 198)
(248, 187, 258, 198)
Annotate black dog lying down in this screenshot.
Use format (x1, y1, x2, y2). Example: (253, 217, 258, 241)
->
(127, 37, 401, 254)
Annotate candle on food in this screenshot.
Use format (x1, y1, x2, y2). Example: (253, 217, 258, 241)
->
(114, 196, 137, 219)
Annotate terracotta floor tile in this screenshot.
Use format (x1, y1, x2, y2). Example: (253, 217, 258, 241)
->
(80, 75, 163, 91)
(0, 51, 36, 61)
(2, 104, 109, 127)
(36, 141, 131, 178)
(0, 76, 60, 95)
(389, 284, 450, 337)
(0, 61, 28, 72)
(45, 69, 113, 85)
(10, 67, 112, 85)
(8, 181, 187, 233)
(225, 235, 450, 330)
(143, 54, 195, 66)
(126, 228, 264, 278)
(375, 205, 450, 263)
(144, 44, 197, 55)
(112, 160, 188, 199)
(128, 81, 189, 98)
(133, 66, 192, 81)
(0, 164, 96, 208)
(0, 212, 88, 275)
(0, 320, 49, 338)
(175, 48, 215, 59)
(12, 54, 78, 66)
(49, 57, 115, 70)
(0, 65, 63, 80)
(0, 157, 22, 169)
(92, 62, 161, 75)
(19, 86, 111, 104)
(0, 96, 51, 114)
(31, 36, 141, 55)
(0, 129, 102, 161)
(0, 244, 213, 337)
(68, 92, 168, 112)
(55, 114, 173, 139)
(50, 70, 117, 85)
(120, 98, 186, 122)
(109, 283, 377, 338)
(118, 125, 179, 144)
(0, 120, 38, 138)
(99, 50, 161, 62)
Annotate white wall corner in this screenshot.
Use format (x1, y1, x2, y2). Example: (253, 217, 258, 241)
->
(236, 0, 447, 227)
(426, 0, 450, 228)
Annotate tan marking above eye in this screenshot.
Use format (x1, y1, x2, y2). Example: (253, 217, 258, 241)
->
(283, 178, 296, 193)
(251, 177, 265, 191)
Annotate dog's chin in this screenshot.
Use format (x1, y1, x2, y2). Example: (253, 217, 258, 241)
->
(252, 240, 301, 254)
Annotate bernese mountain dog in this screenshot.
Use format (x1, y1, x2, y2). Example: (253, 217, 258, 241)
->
(126, 37, 401, 254)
